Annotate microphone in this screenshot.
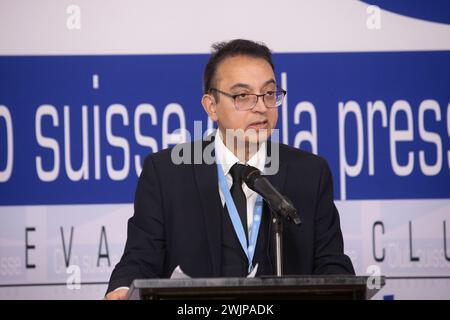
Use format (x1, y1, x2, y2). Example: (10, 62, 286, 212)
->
(242, 166, 301, 225)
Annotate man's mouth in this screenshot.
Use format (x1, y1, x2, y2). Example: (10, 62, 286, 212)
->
(246, 120, 269, 130)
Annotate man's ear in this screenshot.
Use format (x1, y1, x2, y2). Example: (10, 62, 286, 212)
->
(201, 94, 218, 121)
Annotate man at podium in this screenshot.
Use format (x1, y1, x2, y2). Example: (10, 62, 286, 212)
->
(105, 39, 354, 300)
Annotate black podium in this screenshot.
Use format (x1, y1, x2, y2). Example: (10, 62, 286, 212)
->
(128, 276, 385, 300)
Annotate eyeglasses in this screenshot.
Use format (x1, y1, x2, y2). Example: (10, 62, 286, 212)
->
(209, 88, 287, 111)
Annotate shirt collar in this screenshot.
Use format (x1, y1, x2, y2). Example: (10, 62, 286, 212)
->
(214, 130, 267, 176)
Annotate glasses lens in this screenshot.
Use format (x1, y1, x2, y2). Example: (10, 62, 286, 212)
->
(235, 94, 256, 110)
(275, 91, 285, 107)
(264, 91, 285, 108)
(264, 92, 277, 107)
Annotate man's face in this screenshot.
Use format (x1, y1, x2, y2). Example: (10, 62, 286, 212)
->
(204, 55, 279, 144)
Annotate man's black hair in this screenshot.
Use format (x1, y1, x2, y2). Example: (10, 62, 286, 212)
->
(203, 39, 274, 96)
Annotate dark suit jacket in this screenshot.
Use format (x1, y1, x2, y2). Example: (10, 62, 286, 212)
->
(107, 138, 355, 293)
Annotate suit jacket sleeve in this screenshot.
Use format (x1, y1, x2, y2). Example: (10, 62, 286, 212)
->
(106, 155, 166, 293)
(313, 159, 355, 275)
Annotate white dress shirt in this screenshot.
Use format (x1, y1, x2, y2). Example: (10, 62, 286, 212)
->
(214, 131, 267, 239)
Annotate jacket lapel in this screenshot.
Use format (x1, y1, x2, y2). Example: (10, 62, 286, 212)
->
(265, 164, 288, 194)
(192, 139, 223, 276)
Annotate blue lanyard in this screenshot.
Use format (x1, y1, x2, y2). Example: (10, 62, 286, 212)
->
(216, 162, 263, 273)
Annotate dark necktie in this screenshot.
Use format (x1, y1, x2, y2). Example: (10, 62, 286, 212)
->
(228, 163, 248, 239)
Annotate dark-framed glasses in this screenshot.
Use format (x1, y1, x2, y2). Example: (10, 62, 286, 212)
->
(209, 88, 286, 111)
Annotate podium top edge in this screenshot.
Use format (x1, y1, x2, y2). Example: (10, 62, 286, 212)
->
(130, 275, 385, 290)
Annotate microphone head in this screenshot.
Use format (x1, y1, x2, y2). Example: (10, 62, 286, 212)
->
(241, 165, 261, 190)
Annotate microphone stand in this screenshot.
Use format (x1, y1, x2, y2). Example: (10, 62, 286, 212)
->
(270, 209, 284, 277)
(269, 199, 300, 277)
